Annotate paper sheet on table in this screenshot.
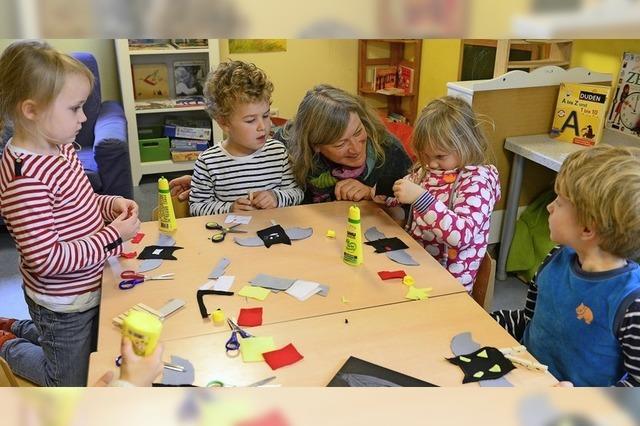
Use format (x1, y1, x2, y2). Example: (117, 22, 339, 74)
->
(224, 214, 252, 225)
(240, 337, 276, 362)
(286, 280, 322, 301)
(405, 286, 432, 300)
(238, 285, 271, 301)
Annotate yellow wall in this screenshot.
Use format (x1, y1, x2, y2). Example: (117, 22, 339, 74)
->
(571, 40, 640, 77)
(220, 39, 357, 118)
(418, 39, 462, 110)
(0, 39, 120, 101)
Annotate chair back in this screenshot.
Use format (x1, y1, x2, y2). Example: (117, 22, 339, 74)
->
(0, 356, 19, 387)
(472, 253, 496, 312)
(151, 196, 190, 221)
(71, 52, 102, 148)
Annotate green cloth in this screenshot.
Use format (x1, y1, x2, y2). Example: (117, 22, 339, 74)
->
(506, 190, 557, 282)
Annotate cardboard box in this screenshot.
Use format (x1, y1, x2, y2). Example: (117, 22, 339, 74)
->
(170, 150, 201, 162)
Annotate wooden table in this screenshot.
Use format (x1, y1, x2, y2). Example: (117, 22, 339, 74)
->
(97, 201, 466, 351)
(89, 293, 556, 387)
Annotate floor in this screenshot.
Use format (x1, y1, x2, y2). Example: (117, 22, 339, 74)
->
(0, 174, 529, 321)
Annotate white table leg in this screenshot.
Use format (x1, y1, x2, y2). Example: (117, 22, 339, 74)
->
(497, 154, 524, 280)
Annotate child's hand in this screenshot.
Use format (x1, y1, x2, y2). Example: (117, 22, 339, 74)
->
(110, 210, 140, 241)
(118, 337, 164, 387)
(112, 198, 138, 219)
(334, 179, 372, 202)
(169, 175, 192, 201)
(392, 178, 426, 204)
(232, 198, 256, 212)
(251, 190, 277, 209)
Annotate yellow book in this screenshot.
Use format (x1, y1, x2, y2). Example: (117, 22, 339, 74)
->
(550, 82, 612, 146)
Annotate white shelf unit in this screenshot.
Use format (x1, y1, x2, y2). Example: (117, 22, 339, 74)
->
(114, 39, 223, 185)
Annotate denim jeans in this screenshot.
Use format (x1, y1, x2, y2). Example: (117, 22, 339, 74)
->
(0, 294, 98, 386)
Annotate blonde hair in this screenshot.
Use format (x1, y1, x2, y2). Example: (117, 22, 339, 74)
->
(555, 145, 640, 259)
(287, 84, 387, 187)
(204, 60, 273, 122)
(0, 40, 94, 136)
(411, 96, 490, 177)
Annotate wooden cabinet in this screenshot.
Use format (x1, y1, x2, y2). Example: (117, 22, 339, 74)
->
(357, 39, 422, 125)
(114, 39, 223, 185)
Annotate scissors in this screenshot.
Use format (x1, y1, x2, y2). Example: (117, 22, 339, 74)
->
(205, 222, 247, 243)
(225, 318, 252, 355)
(119, 270, 175, 290)
(115, 355, 185, 372)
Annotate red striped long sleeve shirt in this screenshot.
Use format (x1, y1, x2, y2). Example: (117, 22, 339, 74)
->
(0, 142, 123, 297)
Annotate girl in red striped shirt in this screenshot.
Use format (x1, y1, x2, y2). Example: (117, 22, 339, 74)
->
(0, 41, 140, 386)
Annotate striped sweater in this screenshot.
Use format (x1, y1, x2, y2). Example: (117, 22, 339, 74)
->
(0, 142, 123, 300)
(492, 247, 640, 387)
(189, 139, 303, 216)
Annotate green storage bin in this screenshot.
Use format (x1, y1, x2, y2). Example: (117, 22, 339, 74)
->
(139, 137, 170, 162)
(137, 125, 164, 140)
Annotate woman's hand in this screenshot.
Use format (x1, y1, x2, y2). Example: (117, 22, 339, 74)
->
(112, 198, 138, 219)
(232, 197, 256, 212)
(392, 178, 426, 204)
(251, 191, 278, 209)
(169, 175, 192, 201)
(334, 179, 372, 202)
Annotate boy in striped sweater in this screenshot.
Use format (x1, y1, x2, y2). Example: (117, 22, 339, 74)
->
(492, 145, 640, 386)
(0, 41, 140, 386)
(189, 60, 303, 216)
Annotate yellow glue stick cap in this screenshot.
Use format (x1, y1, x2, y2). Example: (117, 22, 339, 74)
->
(211, 309, 225, 325)
(403, 275, 415, 286)
(326, 229, 336, 238)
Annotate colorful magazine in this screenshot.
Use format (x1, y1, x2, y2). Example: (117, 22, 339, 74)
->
(606, 51, 640, 138)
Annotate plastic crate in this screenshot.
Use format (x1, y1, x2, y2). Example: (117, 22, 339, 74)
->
(139, 137, 170, 162)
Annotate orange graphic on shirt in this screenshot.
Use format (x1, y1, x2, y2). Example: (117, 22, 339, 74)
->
(443, 173, 457, 183)
(576, 303, 594, 325)
(447, 248, 458, 259)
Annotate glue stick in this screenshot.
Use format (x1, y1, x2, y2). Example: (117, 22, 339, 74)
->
(343, 205, 363, 266)
(158, 176, 177, 232)
(121, 310, 163, 356)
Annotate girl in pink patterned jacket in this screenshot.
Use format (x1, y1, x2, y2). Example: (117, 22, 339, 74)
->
(386, 96, 500, 292)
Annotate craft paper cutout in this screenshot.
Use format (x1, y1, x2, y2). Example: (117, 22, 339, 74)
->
(446, 346, 516, 384)
(235, 410, 290, 426)
(212, 276, 235, 292)
(364, 227, 385, 242)
(224, 214, 252, 225)
(197, 290, 234, 318)
(120, 251, 137, 259)
(161, 355, 195, 386)
(234, 236, 264, 247)
(239, 337, 276, 362)
(137, 245, 183, 260)
(377, 270, 406, 280)
(249, 274, 296, 291)
(285, 227, 313, 241)
(157, 233, 176, 246)
(386, 249, 420, 266)
(327, 356, 437, 387)
(364, 237, 409, 253)
(405, 286, 432, 300)
(257, 224, 291, 248)
(137, 258, 163, 273)
(285, 280, 322, 301)
(237, 307, 263, 327)
(317, 284, 330, 297)
(209, 257, 231, 279)
(450, 332, 514, 387)
(262, 343, 304, 370)
(238, 285, 270, 301)
(131, 232, 145, 244)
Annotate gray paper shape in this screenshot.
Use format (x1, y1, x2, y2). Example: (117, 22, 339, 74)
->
(157, 233, 176, 247)
(317, 284, 330, 297)
(208, 257, 230, 279)
(233, 236, 264, 247)
(364, 227, 385, 242)
(386, 250, 420, 266)
(285, 227, 313, 240)
(161, 355, 195, 386)
(137, 258, 163, 273)
(249, 273, 296, 291)
(450, 332, 514, 387)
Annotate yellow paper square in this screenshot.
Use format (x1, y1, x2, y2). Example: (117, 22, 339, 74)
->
(238, 285, 270, 301)
(239, 337, 276, 362)
(405, 286, 432, 300)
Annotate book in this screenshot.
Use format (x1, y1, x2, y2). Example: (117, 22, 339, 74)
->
(132, 64, 170, 100)
(128, 39, 172, 50)
(606, 51, 640, 138)
(173, 61, 207, 97)
(550, 82, 612, 146)
(397, 64, 415, 95)
(373, 66, 398, 92)
(327, 356, 437, 387)
(171, 39, 208, 49)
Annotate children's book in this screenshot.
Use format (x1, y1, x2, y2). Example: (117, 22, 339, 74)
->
(605, 51, 640, 138)
(132, 64, 170, 100)
(327, 356, 437, 387)
(397, 64, 415, 95)
(373, 66, 398, 92)
(128, 39, 172, 50)
(171, 39, 208, 49)
(550, 82, 612, 146)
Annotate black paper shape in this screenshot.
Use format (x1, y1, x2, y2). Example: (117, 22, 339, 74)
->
(196, 290, 234, 318)
(364, 237, 409, 253)
(256, 224, 291, 248)
(446, 346, 515, 384)
(137, 245, 184, 260)
(328, 356, 437, 387)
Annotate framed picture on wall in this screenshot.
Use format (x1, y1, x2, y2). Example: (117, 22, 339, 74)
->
(173, 61, 206, 97)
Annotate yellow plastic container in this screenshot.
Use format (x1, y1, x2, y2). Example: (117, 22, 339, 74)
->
(343, 205, 363, 266)
(121, 310, 163, 357)
(158, 176, 177, 232)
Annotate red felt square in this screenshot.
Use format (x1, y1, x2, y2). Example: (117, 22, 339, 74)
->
(237, 307, 263, 327)
(119, 251, 137, 259)
(262, 343, 303, 370)
(377, 270, 406, 280)
(236, 409, 289, 426)
(131, 232, 145, 244)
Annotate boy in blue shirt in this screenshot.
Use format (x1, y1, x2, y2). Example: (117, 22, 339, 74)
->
(493, 145, 640, 386)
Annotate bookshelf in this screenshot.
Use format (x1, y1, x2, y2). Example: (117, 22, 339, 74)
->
(357, 39, 422, 125)
(114, 39, 223, 185)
